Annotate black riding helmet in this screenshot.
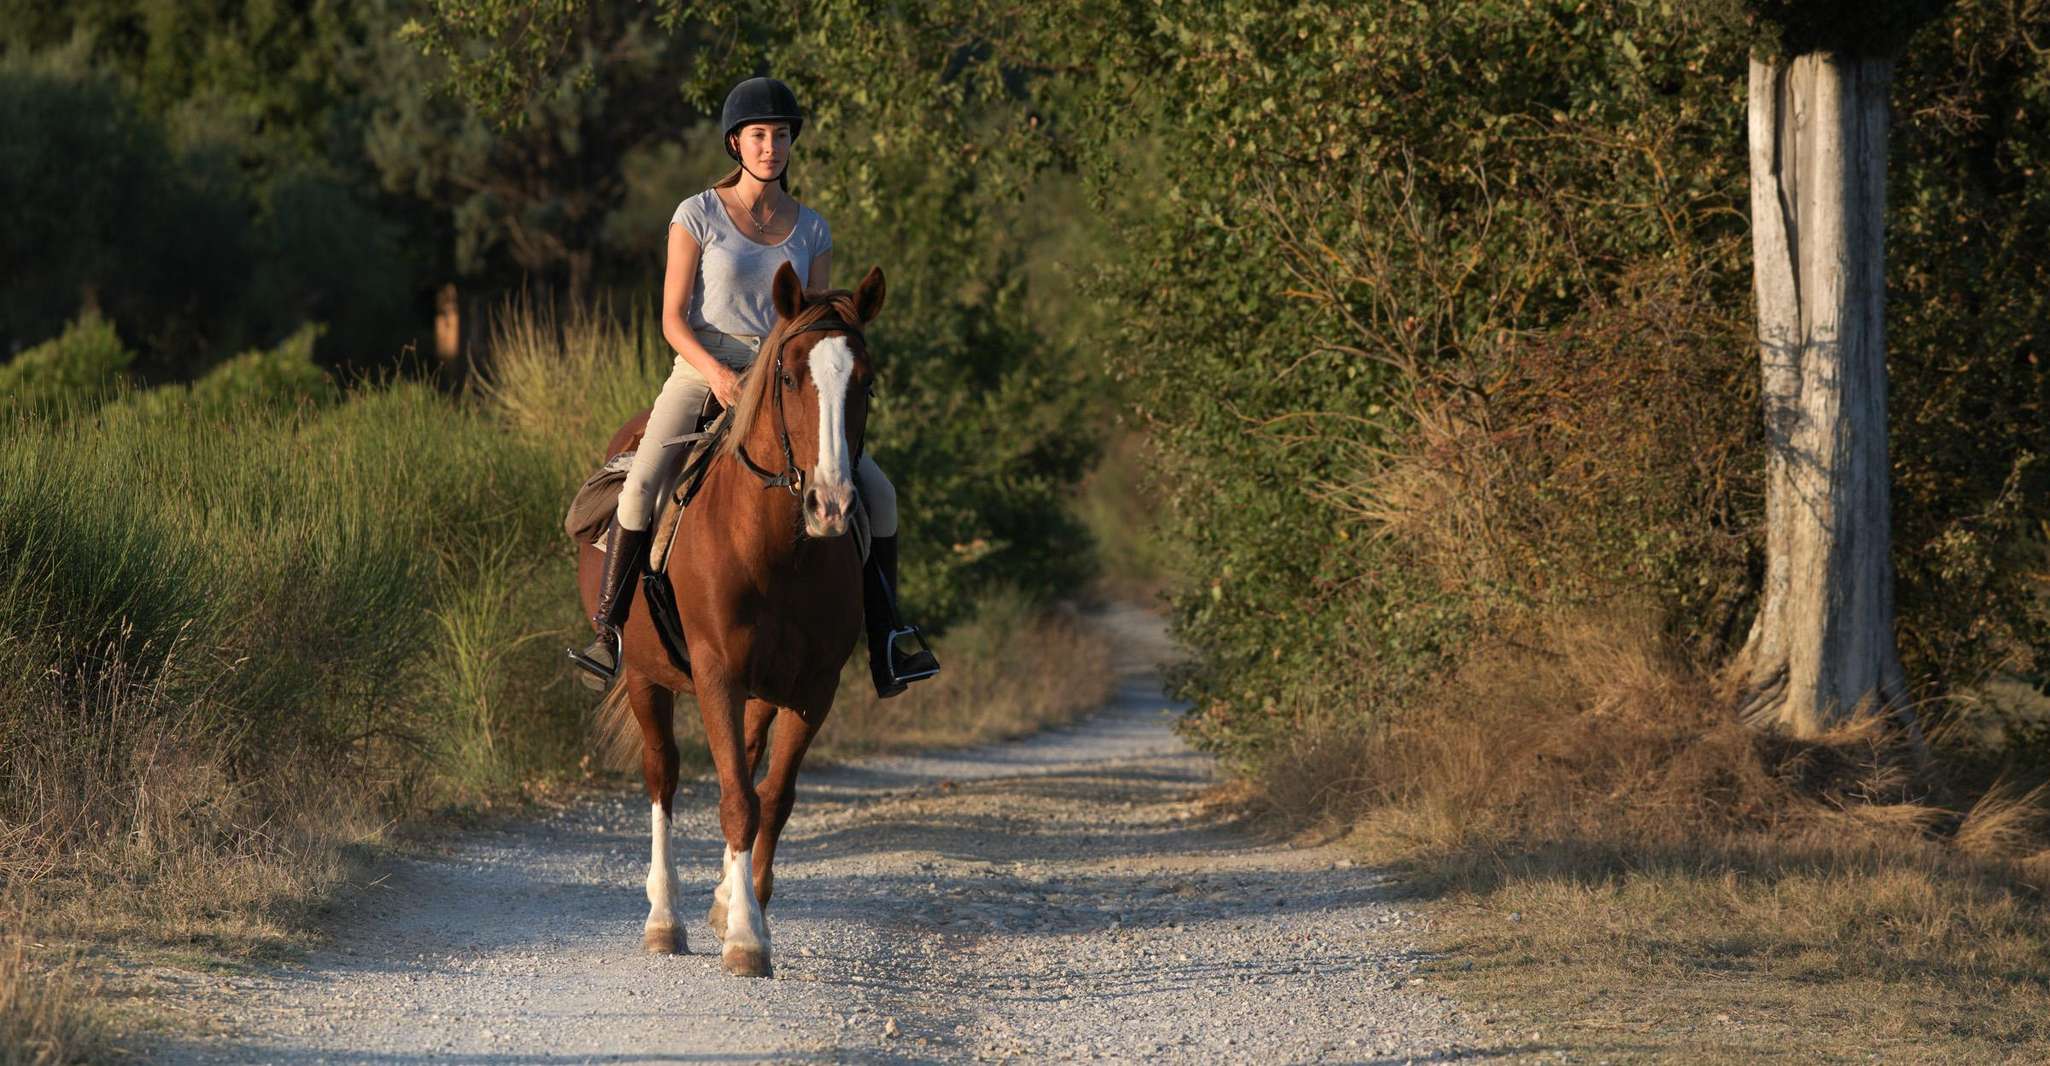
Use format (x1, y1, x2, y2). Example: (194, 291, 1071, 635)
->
(720, 77, 804, 163)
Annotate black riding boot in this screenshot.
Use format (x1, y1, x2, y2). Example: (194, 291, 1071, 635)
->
(863, 535, 941, 698)
(569, 522, 651, 690)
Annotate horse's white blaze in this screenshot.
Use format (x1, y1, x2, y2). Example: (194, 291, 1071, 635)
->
(720, 845, 768, 953)
(645, 802, 676, 931)
(808, 337, 856, 497)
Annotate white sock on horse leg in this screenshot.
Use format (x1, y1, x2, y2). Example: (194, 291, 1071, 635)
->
(720, 845, 767, 951)
(645, 802, 676, 930)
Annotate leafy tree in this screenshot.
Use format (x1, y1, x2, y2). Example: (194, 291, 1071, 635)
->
(0, 54, 249, 372)
(0, 5, 423, 373)
(370, 5, 741, 304)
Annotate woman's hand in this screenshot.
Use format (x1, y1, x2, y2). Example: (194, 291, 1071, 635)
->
(709, 364, 744, 409)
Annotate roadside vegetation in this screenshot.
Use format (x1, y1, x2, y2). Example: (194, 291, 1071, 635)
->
(4, 3, 1112, 1057)
(0, 310, 1105, 1061)
(13, 0, 2050, 1060)
(1139, 5, 2050, 1057)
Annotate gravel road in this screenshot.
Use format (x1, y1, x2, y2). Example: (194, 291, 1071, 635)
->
(152, 604, 1488, 1064)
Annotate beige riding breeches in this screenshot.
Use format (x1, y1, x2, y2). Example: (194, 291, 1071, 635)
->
(615, 329, 898, 537)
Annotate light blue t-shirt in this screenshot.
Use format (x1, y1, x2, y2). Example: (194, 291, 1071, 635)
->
(671, 189, 832, 339)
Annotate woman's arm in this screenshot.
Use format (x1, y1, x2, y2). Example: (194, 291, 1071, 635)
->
(662, 223, 742, 406)
(807, 250, 831, 291)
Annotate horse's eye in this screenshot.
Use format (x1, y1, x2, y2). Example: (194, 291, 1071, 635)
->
(781, 374, 797, 389)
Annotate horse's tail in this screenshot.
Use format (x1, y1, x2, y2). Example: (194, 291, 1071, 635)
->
(591, 679, 643, 773)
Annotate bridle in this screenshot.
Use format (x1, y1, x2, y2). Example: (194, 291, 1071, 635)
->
(735, 315, 870, 497)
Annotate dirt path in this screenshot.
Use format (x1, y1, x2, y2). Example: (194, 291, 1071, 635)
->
(152, 605, 1488, 1064)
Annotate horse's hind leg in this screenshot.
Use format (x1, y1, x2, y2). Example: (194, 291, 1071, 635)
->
(751, 700, 831, 917)
(711, 698, 779, 940)
(628, 672, 684, 955)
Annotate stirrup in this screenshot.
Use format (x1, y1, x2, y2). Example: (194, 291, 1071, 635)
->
(566, 627, 620, 691)
(886, 624, 940, 685)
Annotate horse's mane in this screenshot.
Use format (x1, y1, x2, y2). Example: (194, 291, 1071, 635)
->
(718, 290, 862, 458)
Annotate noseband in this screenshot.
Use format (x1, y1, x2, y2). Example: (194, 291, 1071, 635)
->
(736, 316, 867, 497)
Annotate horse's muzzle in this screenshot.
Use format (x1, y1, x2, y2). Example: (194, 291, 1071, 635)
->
(803, 482, 856, 538)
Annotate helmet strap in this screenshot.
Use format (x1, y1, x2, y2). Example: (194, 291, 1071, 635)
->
(737, 157, 790, 188)
(729, 133, 792, 188)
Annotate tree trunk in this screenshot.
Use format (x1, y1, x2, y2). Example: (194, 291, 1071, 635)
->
(434, 281, 462, 364)
(1732, 51, 1915, 740)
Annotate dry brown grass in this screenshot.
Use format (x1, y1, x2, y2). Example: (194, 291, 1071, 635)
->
(590, 593, 1115, 770)
(0, 921, 107, 1066)
(2, 646, 378, 951)
(0, 639, 386, 1061)
(1254, 614, 2050, 1060)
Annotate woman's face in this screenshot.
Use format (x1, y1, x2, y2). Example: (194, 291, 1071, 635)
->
(734, 122, 793, 180)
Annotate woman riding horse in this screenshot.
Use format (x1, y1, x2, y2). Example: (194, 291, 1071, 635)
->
(569, 76, 939, 979)
(570, 76, 938, 697)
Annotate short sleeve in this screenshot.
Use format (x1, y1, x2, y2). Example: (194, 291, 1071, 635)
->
(671, 193, 710, 244)
(811, 211, 833, 257)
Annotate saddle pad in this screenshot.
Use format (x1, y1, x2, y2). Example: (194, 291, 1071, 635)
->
(564, 448, 638, 547)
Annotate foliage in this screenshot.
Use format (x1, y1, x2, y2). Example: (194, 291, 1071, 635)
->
(1886, 0, 2050, 700)
(0, 311, 133, 420)
(1730, 0, 1950, 57)
(1, 0, 710, 371)
(185, 324, 339, 415)
(0, 25, 421, 376)
(1070, 2, 1755, 761)
(17, 0, 2046, 780)
(406, 0, 2050, 767)
(1065, 0, 2045, 765)
(0, 55, 248, 369)
(369, 4, 737, 301)
(397, 1, 591, 130)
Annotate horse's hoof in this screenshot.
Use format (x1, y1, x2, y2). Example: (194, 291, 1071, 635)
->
(708, 899, 727, 941)
(721, 945, 772, 978)
(643, 923, 684, 954)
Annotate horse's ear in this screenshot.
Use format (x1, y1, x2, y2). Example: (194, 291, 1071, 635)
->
(772, 261, 805, 321)
(854, 266, 886, 324)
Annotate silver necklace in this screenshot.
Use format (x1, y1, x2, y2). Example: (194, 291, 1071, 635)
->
(735, 187, 783, 236)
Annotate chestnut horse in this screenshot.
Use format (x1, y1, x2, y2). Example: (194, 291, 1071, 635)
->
(579, 262, 882, 977)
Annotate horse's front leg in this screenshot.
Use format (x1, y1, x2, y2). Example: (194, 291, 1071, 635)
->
(698, 672, 772, 977)
(712, 698, 778, 938)
(751, 699, 830, 913)
(626, 672, 684, 955)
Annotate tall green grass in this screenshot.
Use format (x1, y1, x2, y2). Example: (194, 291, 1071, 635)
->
(0, 355, 624, 954)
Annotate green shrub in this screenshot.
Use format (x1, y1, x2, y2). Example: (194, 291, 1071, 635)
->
(187, 324, 338, 414)
(0, 312, 133, 421)
(108, 324, 340, 421)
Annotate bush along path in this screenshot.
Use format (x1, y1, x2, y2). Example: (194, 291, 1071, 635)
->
(149, 604, 1487, 1064)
